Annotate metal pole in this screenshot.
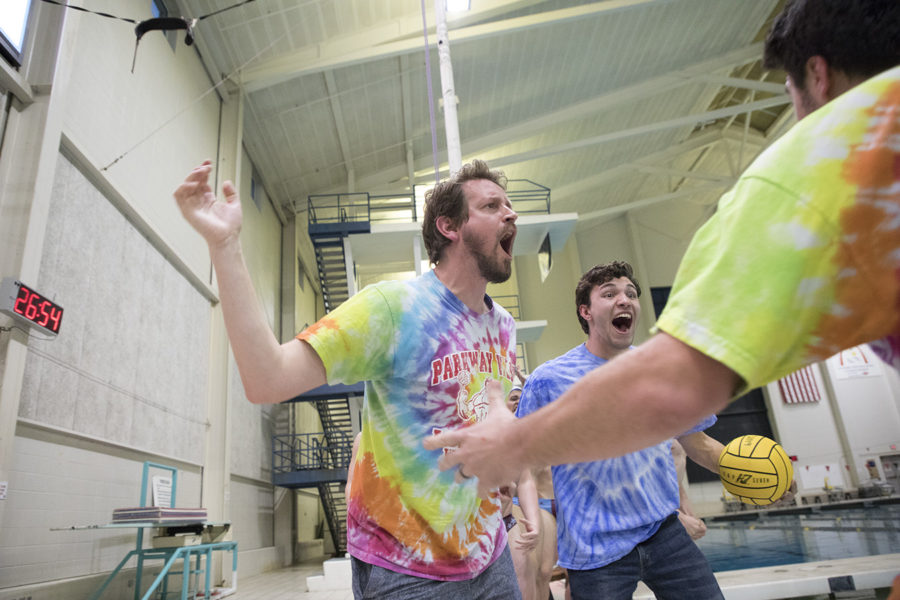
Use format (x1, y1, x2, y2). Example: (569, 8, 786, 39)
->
(434, 0, 462, 176)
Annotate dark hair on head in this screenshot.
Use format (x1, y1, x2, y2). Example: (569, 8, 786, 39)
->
(421, 160, 507, 265)
(763, 0, 900, 87)
(575, 261, 641, 335)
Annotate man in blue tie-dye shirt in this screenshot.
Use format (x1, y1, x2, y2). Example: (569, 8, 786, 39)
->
(516, 262, 726, 600)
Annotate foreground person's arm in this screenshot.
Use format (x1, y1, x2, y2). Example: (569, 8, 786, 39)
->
(425, 333, 738, 497)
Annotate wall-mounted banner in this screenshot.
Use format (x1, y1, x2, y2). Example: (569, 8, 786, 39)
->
(778, 365, 820, 404)
(830, 345, 882, 380)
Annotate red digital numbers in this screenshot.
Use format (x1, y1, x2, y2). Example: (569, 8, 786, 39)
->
(12, 284, 63, 334)
(12, 287, 27, 316)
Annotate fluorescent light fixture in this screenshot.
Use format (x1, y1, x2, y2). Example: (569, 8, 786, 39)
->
(446, 0, 471, 12)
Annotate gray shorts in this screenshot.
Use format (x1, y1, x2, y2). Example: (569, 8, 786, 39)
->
(350, 544, 521, 600)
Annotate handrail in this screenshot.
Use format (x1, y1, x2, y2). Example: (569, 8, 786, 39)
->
(308, 180, 550, 226)
(492, 294, 521, 320)
(272, 432, 354, 474)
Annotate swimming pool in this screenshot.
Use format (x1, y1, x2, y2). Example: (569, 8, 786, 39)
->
(696, 499, 900, 572)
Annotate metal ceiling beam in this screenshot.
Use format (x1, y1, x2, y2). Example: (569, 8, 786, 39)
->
(400, 55, 416, 191)
(689, 75, 785, 95)
(578, 182, 726, 224)
(551, 129, 724, 205)
(453, 44, 764, 163)
(324, 71, 354, 190)
(632, 164, 735, 185)
(240, 0, 664, 92)
(487, 94, 789, 168)
(315, 45, 764, 194)
(765, 105, 796, 141)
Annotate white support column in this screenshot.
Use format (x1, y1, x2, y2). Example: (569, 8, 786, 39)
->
(625, 212, 655, 343)
(414, 233, 424, 276)
(0, 3, 69, 530)
(201, 84, 242, 585)
(818, 363, 862, 489)
(434, 0, 462, 175)
(739, 91, 755, 169)
(344, 237, 358, 297)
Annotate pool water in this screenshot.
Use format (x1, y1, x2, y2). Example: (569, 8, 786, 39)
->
(696, 500, 900, 572)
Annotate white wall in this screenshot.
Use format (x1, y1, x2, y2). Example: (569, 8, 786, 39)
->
(763, 349, 900, 495)
(229, 476, 276, 553)
(516, 236, 586, 368)
(765, 364, 849, 491)
(0, 2, 294, 597)
(1, 431, 201, 588)
(60, 0, 220, 285)
(824, 348, 900, 486)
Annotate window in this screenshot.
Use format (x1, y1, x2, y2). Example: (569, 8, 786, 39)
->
(0, 0, 31, 66)
(251, 171, 263, 212)
(150, 0, 177, 50)
(150, 0, 167, 18)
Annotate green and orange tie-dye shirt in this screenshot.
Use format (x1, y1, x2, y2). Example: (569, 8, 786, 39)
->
(298, 270, 517, 580)
(657, 65, 900, 393)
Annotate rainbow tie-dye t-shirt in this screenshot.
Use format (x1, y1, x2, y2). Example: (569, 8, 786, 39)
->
(657, 66, 900, 393)
(297, 270, 518, 580)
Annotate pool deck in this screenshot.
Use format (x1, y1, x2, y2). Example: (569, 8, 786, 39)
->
(229, 552, 899, 600)
(634, 553, 900, 599)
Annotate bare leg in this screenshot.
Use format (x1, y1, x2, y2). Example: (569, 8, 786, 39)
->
(509, 504, 539, 600)
(535, 509, 557, 600)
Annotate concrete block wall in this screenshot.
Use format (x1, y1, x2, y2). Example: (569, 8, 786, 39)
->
(0, 431, 201, 588)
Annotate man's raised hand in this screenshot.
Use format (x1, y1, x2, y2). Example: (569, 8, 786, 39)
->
(173, 160, 243, 248)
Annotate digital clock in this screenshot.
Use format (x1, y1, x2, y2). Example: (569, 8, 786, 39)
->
(0, 277, 64, 336)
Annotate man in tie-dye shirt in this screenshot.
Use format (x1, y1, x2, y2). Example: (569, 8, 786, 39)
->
(516, 262, 728, 600)
(426, 0, 900, 509)
(176, 159, 522, 599)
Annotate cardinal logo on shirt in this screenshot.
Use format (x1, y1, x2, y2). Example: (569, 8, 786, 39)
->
(455, 370, 489, 423)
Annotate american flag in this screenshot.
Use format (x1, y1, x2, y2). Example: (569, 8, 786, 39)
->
(778, 365, 820, 404)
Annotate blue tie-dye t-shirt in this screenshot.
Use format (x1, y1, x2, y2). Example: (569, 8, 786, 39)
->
(516, 343, 715, 570)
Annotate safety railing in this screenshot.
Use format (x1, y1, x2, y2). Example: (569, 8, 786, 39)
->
(308, 180, 550, 226)
(272, 432, 354, 475)
(493, 294, 521, 320)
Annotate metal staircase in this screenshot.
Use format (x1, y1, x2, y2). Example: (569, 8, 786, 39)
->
(313, 236, 351, 312)
(307, 193, 371, 313)
(272, 383, 362, 556)
(317, 480, 348, 557)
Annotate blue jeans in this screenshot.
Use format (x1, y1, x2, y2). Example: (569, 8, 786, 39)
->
(350, 544, 521, 599)
(567, 513, 723, 600)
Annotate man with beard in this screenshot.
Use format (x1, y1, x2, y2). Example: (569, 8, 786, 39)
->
(515, 262, 729, 599)
(174, 159, 522, 598)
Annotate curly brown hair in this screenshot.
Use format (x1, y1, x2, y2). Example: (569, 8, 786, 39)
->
(421, 160, 508, 265)
(763, 0, 899, 88)
(575, 261, 641, 334)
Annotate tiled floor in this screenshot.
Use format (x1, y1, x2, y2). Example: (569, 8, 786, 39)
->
(226, 558, 568, 600)
(228, 558, 353, 600)
(228, 553, 900, 600)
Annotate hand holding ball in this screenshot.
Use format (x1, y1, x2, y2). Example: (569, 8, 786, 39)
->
(719, 435, 793, 506)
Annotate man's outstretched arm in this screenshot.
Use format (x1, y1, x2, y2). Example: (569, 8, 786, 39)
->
(425, 333, 738, 497)
(676, 431, 725, 475)
(174, 161, 326, 404)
